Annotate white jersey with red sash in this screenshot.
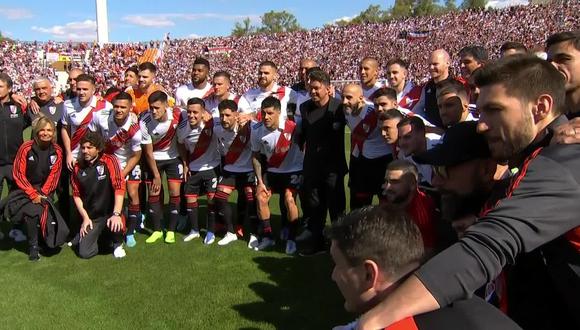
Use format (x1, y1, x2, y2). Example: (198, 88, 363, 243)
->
(140, 107, 183, 161)
(398, 81, 423, 110)
(250, 119, 303, 174)
(214, 122, 253, 173)
(362, 80, 387, 102)
(175, 82, 214, 108)
(238, 83, 295, 120)
(346, 105, 391, 159)
(89, 109, 142, 168)
(61, 96, 112, 159)
(204, 93, 240, 121)
(177, 117, 220, 172)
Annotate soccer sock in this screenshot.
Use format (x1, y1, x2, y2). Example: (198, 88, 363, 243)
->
(127, 203, 141, 235)
(288, 220, 298, 241)
(207, 201, 216, 233)
(168, 196, 180, 232)
(214, 190, 233, 232)
(186, 200, 199, 231)
(260, 219, 272, 238)
(148, 195, 163, 231)
(246, 191, 259, 235)
(279, 197, 288, 228)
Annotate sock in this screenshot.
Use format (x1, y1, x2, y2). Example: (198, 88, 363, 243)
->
(245, 189, 259, 234)
(148, 195, 163, 231)
(168, 195, 180, 231)
(127, 203, 141, 235)
(260, 219, 272, 238)
(187, 200, 199, 231)
(207, 202, 216, 233)
(214, 190, 233, 232)
(288, 220, 299, 241)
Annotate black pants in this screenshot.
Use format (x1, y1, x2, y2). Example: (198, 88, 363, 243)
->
(78, 217, 123, 259)
(56, 169, 71, 226)
(0, 164, 14, 197)
(23, 203, 45, 248)
(302, 171, 345, 243)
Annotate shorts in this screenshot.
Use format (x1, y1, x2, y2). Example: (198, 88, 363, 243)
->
(348, 154, 392, 194)
(126, 164, 142, 183)
(217, 170, 256, 190)
(143, 158, 184, 183)
(263, 171, 302, 193)
(184, 168, 219, 196)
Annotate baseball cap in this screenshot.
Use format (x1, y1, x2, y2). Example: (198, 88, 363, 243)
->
(413, 121, 490, 166)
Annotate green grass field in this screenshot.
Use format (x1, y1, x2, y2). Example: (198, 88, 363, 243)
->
(0, 128, 359, 329)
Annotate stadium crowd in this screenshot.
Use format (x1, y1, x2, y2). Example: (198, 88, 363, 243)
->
(1, 3, 580, 330)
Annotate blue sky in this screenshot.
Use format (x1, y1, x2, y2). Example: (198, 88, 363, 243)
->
(0, 0, 396, 42)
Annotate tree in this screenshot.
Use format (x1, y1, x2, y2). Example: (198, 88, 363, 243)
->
(258, 10, 302, 34)
(231, 17, 257, 37)
(351, 4, 390, 24)
(462, 0, 487, 9)
(391, 0, 414, 18)
(413, 0, 437, 16)
(445, 0, 458, 12)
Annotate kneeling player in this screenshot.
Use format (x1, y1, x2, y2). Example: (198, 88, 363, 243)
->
(72, 132, 126, 259)
(177, 98, 220, 244)
(214, 99, 258, 247)
(251, 96, 303, 254)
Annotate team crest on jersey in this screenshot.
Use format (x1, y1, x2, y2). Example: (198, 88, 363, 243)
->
(362, 124, 370, 133)
(28, 155, 34, 161)
(239, 135, 246, 143)
(49, 106, 57, 115)
(50, 155, 57, 164)
(96, 165, 105, 176)
(283, 132, 292, 140)
(10, 105, 17, 114)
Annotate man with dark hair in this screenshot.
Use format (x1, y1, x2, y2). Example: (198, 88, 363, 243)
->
(251, 96, 304, 254)
(127, 61, 172, 116)
(203, 71, 238, 121)
(458, 45, 488, 80)
(175, 57, 213, 107)
(359, 57, 385, 101)
(89, 91, 142, 247)
(396, 116, 439, 185)
(379, 109, 405, 159)
(177, 97, 221, 245)
(329, 206, 520, 330)
(297, 68, 347, 255)
(385, 59, 422, 110)
(547, 30, 580, 117)
(140, 90, 184, 244)
(358, 55, 580, 330)
(72, 131, 126, 259)
(500, 41, 528, 57)
(436, 79, 476, 128)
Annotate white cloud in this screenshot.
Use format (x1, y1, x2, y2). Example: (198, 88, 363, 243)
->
(486, 0, 529, 9)
(327, 15, 356, 25)
(31, 19, 97, 41)
(0, 6, 34, 20)
(122, 13, 260, 28)
(187, 33, 202, 39)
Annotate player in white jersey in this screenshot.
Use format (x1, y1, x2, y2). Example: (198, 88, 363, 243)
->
(213, 99, 259, 247)
(342, 84, 392, 210)
(89, 91, 143, 247)
(176, 97, 221, 245)
(140, 91, 185, 244)
(385, 58, 423, 110)
(360, 57, 387, 101)
(203, 71, 238, 121)
(251, 96, 304, 255)
(175, 57, 213, 107)
(238, 61, 295, 122)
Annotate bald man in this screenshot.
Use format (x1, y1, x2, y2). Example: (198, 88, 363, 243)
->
(290, 58, 318, 119)
(412, 50, 456, 128)
(342, 84, 392, 210)
(359, 57, 385, 100)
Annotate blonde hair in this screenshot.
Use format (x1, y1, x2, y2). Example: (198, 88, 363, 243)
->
(32, 114, 57, 145)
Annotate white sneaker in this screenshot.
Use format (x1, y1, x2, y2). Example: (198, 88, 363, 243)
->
(247, 234, 259, 250)
(285, 240, 297, 255)
(256, 237, 275, 251)
(113, 245, 126, 259)
(218, 232, 238, 246)
(10, 229, 27, 242)
(183, 229, 200, 242)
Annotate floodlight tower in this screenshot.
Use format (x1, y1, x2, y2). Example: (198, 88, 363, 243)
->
(96, 0, 109, 45)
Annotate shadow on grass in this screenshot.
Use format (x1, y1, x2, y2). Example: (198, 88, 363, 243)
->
(233, 255, 351, 330)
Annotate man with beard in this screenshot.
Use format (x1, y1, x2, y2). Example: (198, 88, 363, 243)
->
(547, 31, 580, 118)
(380, 160, 438, 251)
(458, 46, 488, 81)
(357, 56, 580, 330)
(128, 62, 173, 116)
(436, 79, 477, 128)
(385, 59, 422, 110)
(175, 57, 213, 107)
(203, 71, 238, 121)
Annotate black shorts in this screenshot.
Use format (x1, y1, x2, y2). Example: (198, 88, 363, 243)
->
(143, 158, 184, 183)
(348, 154, 392, 194)
(264, 171, 302, 193)
(218, 170, 256, 190)
(184, 168, 219, 197)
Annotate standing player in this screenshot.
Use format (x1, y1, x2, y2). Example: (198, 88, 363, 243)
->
(175, 57, 213, 107)
(385, 59, 422, 110)
(359, 57, 386, 100)
(89, 91, 143, 247)
(251, 96, 304, 254)
(176, 98, 221, 245)
(140, 91, 184, 244)
(213, 100, 258, 247)
(127, 62, 172, 116)
(203, 71, 238, 120)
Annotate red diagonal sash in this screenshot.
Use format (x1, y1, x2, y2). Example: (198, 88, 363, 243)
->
(71, 99, 107, 150)
(351, 109, 378, 154)
(224, 123, 251, 165)
(189, 118, 215, 162)
(105, 122, 140, 154)
(268, 120, 296, 168)
(153, 107, 181, 151)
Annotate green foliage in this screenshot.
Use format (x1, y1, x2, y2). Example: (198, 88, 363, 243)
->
(445, 0, 458, 12)
(351, 4, 390, 24)
(391, 0, 415, 18)
(258, 10, 302, 34)
(462, 0, 488, 9)
(231, 17, 257, 37)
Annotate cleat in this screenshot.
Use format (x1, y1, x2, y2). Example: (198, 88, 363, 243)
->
(113, 245, 126, 258)
(247, 234, 259, 249)
(285, 240, 297, 255)
(145, 231, 164, 243)
(125, 234, 137, 247)
(218, 232, 238, 246)
(256, 237, 275, 251)
(183, 229, 201, 242)
(164, 231, 176, 244)
(204, 231, 215, 245)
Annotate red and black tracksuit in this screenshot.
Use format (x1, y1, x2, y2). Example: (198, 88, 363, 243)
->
(72, 153, 125, 259)
(12, 140, 62, 249)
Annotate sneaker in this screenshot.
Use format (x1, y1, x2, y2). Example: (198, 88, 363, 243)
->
(183, 229, 200, 242)
(247, 234, 259, 250)
(113, 245, 126, 258)
(204, 231, 215, 245)
(125, 234, 137, 248)
(145, 231, 164, 244)
(279, 226, 289, 241)
(285, 240, 297, 255)
(164, 231, 176, 244)
(218, 232, 238, 246)
(295, 229, 313, 242)
(29, 246, 40, 261)
(10, 229, 27, 242)
(256, 237, 275, 251)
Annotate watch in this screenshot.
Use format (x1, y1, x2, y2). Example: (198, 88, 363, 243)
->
(113, 211, 121, 217)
